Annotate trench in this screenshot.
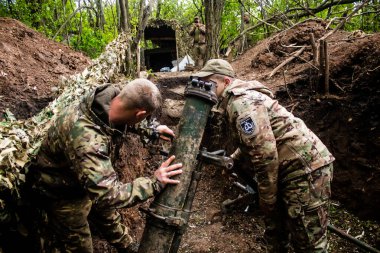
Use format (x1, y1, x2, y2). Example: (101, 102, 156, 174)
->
(142, 73, 380, 253)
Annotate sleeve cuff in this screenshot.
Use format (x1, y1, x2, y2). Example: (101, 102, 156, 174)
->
(151, 177, 165, 194)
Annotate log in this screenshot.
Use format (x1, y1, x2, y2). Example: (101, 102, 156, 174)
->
(319, 39, 325, 81)
(268, 46, 306, 78)
(309, 33, 318, 66)
(324, 40, 330, 95)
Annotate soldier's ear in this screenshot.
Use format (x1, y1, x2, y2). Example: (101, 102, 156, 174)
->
(224, 76, 232, 86)
(135, 110, 148, 121)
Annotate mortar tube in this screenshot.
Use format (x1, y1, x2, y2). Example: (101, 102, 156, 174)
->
(138, 81, 218, 253)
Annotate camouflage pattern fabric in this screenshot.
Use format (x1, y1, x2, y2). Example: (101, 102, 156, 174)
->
(220, 79, 334, 252)
(28, 84, 163, 252)
(189, 23, 206, 68)
(189, 23, 206, 44)
(192, 43, 207, 68)
(41, 195, 135, 252)
(264, 164, 332, 252)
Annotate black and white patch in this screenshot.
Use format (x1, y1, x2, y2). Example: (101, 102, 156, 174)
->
(239, 117, 256, 135)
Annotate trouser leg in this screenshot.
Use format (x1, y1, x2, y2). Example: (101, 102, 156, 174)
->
(193, 44, 201, 68)
(263, 208, 290, 253)
(46, 196, 93, 253)
(198, 43, 206, 67)
(90, 208, 132, 250)
(283, 164, 333, 253)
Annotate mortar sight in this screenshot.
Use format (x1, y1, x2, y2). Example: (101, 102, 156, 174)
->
(186, 78, 218, 104)
(190, 79, 214, 91)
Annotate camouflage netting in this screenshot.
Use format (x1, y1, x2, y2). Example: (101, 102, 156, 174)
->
(146, 19, 192, 58)
(0, 33, 131, 214)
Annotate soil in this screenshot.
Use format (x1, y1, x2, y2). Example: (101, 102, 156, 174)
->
(1, 18, 379, 252)
(0, 17, 90, 120)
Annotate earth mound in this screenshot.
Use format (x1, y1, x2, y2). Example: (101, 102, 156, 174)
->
(0, 17, 91, 120)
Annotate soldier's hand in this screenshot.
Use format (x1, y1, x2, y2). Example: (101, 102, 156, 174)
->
(154, 155, 183, 186)
(156, 125, 175, 141)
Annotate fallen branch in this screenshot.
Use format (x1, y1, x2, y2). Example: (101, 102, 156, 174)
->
(368, 65, 380, 72)
(267, 46, 306, 78)
(319, 0, 370, 41)
(331, 78, 346, 93)
(309, 33, 318, 67)
(324, 40, 330, 95)
(285, 102, 297, 109)
(227, 0, 361, 46)
(293, 55, 319, 70)
(280, 43, 308, 48)
(290, 101, 300, 113)
(282, 70, 293, 101)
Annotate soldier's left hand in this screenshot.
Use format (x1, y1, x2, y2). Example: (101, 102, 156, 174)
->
(155, 155, 183, 186)
(156, 125, 175, 141)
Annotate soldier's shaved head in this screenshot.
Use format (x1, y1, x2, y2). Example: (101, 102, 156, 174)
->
(118, 78, 162, 113)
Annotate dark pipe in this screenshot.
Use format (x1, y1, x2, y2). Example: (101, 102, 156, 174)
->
(328, 224, 380, 253)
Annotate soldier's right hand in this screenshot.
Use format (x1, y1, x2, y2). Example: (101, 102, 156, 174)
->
(154, 155, 183, 186)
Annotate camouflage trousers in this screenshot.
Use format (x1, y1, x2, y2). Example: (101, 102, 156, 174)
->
(193, 43, 206, 68)
(264, 163, 333, 253)
(42, 195, 132, 253)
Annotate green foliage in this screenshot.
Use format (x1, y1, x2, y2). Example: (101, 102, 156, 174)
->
(0, 0, 379, 58)
(70, 27, 106, 58)
(0, 0, 117, 58)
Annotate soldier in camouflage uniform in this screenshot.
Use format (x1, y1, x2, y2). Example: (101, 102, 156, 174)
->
(189, 16, 207, 68)
(27, 79, 183, 253)
(239, 12, 250, 54)
(192, 59, 334, 252)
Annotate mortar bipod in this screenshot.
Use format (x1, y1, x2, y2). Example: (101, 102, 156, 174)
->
(198, 149, 234, 170)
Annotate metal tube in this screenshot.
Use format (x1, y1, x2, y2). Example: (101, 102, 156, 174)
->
(328, 224, 380, 253)
(138, 80, 217, 253)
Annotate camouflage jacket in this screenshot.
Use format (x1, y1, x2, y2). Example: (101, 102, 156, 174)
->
(189, 23, 206, 44)
(221, 79, 335, 211)
(31, 84, 162, 209)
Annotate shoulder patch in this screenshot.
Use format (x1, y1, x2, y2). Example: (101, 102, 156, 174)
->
(239, 117, 256, 135)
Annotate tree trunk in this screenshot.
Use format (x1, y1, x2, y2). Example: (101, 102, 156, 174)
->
(156, 0, 162, 18)
(84, 0, 95, 27)
(95, 0, 105, 30)
(259, 0, 268, 37)
(204, 0, 225, 60)
(239, 1, 245, 54)
(107, 0, 117, 36)
(119, 0, 128, 32)
(133, 0, 155, 50)
(130, 0, 154, 76)
(29, 0, 44, 28)
(77, 0, 83, 46)
(6, 0, 13, 16)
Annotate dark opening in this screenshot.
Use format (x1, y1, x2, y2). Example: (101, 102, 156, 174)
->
(144, 24, 177, 72)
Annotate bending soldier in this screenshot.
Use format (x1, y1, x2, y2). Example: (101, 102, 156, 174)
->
(189, 16, 206, 68)
(192, 59, 334, 253)
(27, 79, 183, 253)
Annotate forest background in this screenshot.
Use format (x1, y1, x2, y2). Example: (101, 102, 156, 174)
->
(1, 0, 379, 59)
